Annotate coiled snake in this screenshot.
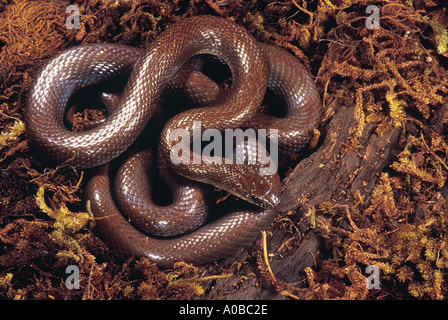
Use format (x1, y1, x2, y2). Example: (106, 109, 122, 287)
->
(25, 15, 321, 268)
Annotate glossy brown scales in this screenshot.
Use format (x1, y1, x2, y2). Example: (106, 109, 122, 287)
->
(25, 16, 321, 267)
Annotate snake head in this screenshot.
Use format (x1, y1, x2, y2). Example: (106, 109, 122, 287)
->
(238, 170, 280, 209)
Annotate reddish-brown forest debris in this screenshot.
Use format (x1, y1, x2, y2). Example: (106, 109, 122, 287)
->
(1, 0, 448, 300)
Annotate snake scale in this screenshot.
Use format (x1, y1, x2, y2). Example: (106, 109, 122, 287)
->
(25, 15, 321, 268)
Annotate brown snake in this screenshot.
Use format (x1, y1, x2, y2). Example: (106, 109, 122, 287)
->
(25, 15, 321, 268)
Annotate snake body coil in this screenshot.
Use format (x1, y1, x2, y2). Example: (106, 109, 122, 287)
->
(25, 16, 321, 268)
